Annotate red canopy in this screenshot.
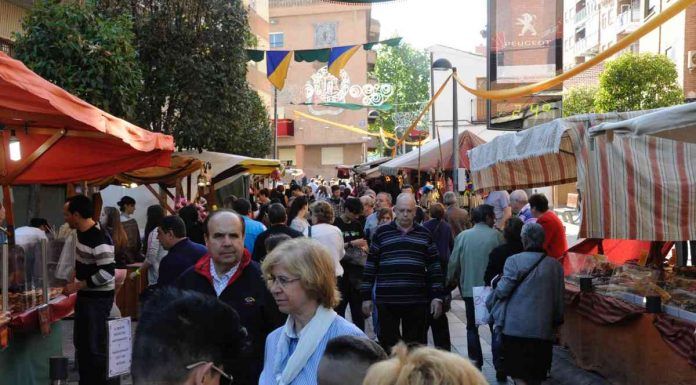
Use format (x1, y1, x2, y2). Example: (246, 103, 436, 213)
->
(0, 52, 174, 185)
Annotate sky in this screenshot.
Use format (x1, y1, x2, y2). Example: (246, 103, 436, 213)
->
(371, 0, 487, 53)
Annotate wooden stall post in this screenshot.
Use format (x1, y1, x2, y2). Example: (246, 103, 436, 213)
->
(2, 185, 15, 245)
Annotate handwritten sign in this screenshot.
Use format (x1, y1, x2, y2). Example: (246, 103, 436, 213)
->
(107, 317, 132, 378)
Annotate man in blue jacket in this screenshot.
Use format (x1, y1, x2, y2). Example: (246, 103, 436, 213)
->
(176, 210, 283, 384)
(156, 216, 208, 287)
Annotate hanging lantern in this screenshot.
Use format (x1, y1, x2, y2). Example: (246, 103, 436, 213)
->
(8, 129, 21, 161)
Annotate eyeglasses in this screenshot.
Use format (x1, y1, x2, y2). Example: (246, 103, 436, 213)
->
(186, 361, 233, 383)
(266, 275, 300, 289)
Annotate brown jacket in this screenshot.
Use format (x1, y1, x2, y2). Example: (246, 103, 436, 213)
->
(445, 206, 471, 238)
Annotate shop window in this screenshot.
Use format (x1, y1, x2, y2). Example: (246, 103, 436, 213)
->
(270, 32, 284, 48)
(321, 146, 343, 165)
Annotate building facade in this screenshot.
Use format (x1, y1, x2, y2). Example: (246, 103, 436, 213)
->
(268, 0, 378, 179)
(563, 0, 696, 99)
(427, 45, 486, 138)
(0, 0, 31, 56)
(245, 0, 273, 107)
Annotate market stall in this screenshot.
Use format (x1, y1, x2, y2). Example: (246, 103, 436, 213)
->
(467, 104, 696, 384)
(0, 52, 174, 385)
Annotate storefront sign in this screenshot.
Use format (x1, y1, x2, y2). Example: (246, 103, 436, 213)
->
(107, 317, 132, 378)
(488, 0, 563, 130)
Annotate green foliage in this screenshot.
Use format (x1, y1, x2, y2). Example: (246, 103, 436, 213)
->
(595, 53, 684, 113)
(562, 86, 598, 117)
(369, 42, 431, 134)
(97, 0, 271, 157)
(13, 0, 142, 121)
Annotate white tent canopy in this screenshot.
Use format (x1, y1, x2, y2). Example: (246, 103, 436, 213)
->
(176, 150, 281, 188)
(588, 102, 696, 144)
(379, 125, 503, 176)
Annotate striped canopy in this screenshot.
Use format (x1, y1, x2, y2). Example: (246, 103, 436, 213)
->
(468, 106, 696, 241)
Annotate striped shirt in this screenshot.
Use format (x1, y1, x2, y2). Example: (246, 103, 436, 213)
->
(259, 316, 364, 385)
(75, 223, 115, 296)
(360, 221, 444, 305)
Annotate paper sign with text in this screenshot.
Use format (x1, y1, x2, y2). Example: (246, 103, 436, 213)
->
(108, 317, 132, 378)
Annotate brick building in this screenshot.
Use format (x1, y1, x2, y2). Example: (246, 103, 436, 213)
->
(268, 0, 379, 179)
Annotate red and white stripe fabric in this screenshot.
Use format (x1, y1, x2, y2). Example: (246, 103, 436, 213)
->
(469, 108, 696, 241)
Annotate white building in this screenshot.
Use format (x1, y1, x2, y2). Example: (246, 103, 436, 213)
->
(427, 45, 486, 139)
(562, 0, 696, 98)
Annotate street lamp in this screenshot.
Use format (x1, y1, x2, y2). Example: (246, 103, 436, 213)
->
(432, 58, 459, 190)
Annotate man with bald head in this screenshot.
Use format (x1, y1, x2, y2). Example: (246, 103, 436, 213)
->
(361, 193, 445, 352)
(176, 209, 283, 383)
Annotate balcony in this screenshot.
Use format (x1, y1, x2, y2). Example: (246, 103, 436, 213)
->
(574, 33, 600, 57)
(616, 8, 641, 35)
(575, 7, 588, 23)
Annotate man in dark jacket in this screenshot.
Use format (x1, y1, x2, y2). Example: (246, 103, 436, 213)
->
(252, 203, 303, 262)
(177, 210, 283, 384)
(156, 216, 207, 287)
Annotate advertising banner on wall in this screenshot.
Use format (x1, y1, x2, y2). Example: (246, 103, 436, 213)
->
(487, 0, 563, 130)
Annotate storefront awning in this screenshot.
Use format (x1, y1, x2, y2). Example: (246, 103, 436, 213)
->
(176, 151, 281, 188)
(0, 52, 174, 184)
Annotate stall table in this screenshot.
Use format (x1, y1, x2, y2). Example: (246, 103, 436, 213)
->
(561, 284, 696, 385)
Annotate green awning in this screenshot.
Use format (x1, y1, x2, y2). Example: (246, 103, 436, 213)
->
(294, 48, 332, 63)
(363, 37, 402, 50)
(297, 102, 393, 111)
(247, 49, 265, 62)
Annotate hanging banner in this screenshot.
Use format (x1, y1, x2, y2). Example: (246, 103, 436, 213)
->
(487, 0, 563, 130)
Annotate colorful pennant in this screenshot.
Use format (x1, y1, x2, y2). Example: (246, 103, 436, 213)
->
(328, 45, 361, 77)
(266, 50, 293, 90)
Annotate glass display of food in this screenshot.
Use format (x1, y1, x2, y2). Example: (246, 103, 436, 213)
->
(0, 239, 67, 316)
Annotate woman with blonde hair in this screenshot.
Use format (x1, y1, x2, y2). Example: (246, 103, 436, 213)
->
(362, 343, 488, 385)
(260, 238, 365, 385)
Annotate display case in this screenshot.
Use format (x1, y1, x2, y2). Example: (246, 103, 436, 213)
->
(0, 239, 67, 319)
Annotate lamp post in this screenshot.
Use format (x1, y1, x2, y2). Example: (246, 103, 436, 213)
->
(432, 58, 459, 190)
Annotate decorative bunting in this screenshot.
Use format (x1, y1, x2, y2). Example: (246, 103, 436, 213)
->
(266, 51, 293, 90)
(328, 45, 361, 77)
(245, 37, 402, 63)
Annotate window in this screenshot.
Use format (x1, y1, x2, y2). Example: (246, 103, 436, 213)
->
(278, 147, 296, 165)
(645, 0, 657, 18)
(0, 38, 14, 57)
(629, 42, 640, 54)
(321, 147, 343, 165)
(575, 26, 586, 42)
(269, 33, 284, 48)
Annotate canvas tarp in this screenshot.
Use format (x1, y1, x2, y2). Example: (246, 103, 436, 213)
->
(176, 151, 281, 188)
(88, 155, 203, 188)
(0, 52, 173, 184)
(379, 128, 489, 176)
(468, 106, 696, 241)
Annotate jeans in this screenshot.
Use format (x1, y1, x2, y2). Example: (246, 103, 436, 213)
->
(463, 296, 483, 367)
(336, 264, 365, 331)
(377, 303, 428, 353)
(74, 293, 119, 385)
(491, 326, 504, 371)
(429, 310, 451, 351)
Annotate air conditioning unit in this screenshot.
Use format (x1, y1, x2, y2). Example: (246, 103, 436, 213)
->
(689, 51, 696, 70)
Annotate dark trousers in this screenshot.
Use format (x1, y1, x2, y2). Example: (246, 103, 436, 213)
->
(336, 264, 365, 331)
(74, 293, 118, 385)
(377, 303, 428, 352)
(491, 326, 504, 371)
(428, 310, 451, 350)
(463, 296, 484, 367)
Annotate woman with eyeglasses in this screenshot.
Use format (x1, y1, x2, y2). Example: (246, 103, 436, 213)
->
(259, 238, 366, 385)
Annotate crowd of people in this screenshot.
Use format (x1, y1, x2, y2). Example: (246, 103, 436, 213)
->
(59, 177, 570, 385)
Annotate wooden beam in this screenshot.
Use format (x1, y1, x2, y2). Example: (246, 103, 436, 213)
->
(3, 130, 65, 184)
(145, 184, 175, 215)
(161, 185, 175, 200)
(186, 175, 192, 201)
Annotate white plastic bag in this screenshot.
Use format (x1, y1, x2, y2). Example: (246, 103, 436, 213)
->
(55, 230, 76, 280)
(472, 286, 492, 325)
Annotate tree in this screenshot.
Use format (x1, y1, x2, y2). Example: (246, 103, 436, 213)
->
(13, 0, 142, 121)
(595, 53, 684, 113)
(562, 86, 598, 117)
(369, 42, 431, 135)
(98, 0, 271, 157)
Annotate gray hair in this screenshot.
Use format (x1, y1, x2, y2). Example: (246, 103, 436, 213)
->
(396, 192, 416, 206)
(377, 192, 393, 205)
(360, 195, 375, 208)
(443, 191, 458, 206)
(521, 223, 545, 250)
(510, 189, 528, 204)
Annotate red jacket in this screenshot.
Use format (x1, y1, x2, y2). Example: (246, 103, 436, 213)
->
(537, 211, 568, 259)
